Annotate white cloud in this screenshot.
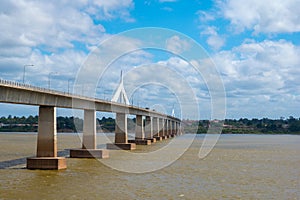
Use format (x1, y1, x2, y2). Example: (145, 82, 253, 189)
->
(0, 0, 135, 88)
(0, 1, 108, 51)
(122, 63, 200, 119)
(212, 39, 300, 117)
(88, 0, 135, 22)
(220, 0, 300, 33)
(197, 11, 215, 22)
(215, 39, 300, 88)
(165, 35, 191, 54)
(201, 26, 225, 50)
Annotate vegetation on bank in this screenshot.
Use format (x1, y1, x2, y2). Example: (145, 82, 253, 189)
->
(183, 117, 300, 134)
(0, 115, 300, 134)
(0, 115, 136, 133)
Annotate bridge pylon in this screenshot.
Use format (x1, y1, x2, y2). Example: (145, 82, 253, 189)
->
(111, 71, 129, 105)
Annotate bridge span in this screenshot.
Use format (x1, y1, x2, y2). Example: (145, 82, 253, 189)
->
(0, 79, 182, 170)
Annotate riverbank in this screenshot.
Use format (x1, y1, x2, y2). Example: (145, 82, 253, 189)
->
(183, 118, 300, 134)
(1, 116, 300, 134)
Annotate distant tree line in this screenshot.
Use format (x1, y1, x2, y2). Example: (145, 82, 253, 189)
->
(183, 116, 300, 134)
(0, 115, 136, 133)
(0, 115, 116, 133)
(1, 115, 300, 134)
(0, 115, 38, 132)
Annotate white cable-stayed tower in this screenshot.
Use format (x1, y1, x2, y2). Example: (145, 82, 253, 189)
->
(111, 71, 130, 105)
(171, 104, 175, 117)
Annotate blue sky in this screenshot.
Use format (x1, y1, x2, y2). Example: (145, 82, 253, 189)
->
(0, 0, 299, 119)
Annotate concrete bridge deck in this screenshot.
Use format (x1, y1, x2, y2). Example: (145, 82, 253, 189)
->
(0, 79, 179, 119)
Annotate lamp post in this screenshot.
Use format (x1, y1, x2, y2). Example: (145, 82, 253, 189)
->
(130, 89, 139, 106)
(68, 78, 73, 94)
(48, 72, 58, 89)
(130, 93, 134, 105)
(23, 64, 34, 84)
(103, 89, 112, 101)
(96, 86, 111, 101)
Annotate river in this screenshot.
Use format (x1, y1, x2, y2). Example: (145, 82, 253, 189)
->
(0, 133, 299, 199)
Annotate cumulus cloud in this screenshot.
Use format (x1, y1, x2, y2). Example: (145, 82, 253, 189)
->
(201, 26, 225, 50)
(212, 39, 300, 117)
(194, 0, 300, 117)
(0, 0, 134, 86)
(220, 0, 300, 33)
(0, 1, 106, 51)
(123, 63, 200, 119)
(87, 0, 135, 22)
(165, 35, 191, 54)
(215, 40, 300, 90)
(197, 10, 215, 22)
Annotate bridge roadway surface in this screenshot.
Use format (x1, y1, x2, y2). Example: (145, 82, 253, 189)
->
(0, 79, 182, 170)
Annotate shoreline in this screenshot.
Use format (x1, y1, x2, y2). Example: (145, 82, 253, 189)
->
(0, 131, 299, 136)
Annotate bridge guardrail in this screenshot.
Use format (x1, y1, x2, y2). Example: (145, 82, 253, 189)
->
(0, 78, 104, 102)
(0, 78, 179, 120)
(0, 79, 147, 106)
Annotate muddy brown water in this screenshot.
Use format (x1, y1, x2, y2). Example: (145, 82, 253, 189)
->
(0, 133, 299, 199)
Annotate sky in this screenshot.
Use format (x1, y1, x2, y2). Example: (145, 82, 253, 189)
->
(0, 0, 299, 119)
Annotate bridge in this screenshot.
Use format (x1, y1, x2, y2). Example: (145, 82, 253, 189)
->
(0, 79, 182, 170)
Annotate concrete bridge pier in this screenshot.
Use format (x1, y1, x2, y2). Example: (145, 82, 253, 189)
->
(177, 122, 180, 135)
(128, 115, 151, 145)
(171, 121, 176, 137)
(158, 118, 165, 140)
(181, 123, 183, 135)
(175, 122, 178, 136)
(178, 123, 182, 135)
(145, 116, 156, 143)
(165, 120, 170, 138)
(107, 113, 136, 150)
(168, 120, 172, 138)
(135, 115, 144, 140)
(70, 109, 109, 158)
(161, 119, 167, 140)
(153, 117, 162, 141)
(27, 106, 66, 170)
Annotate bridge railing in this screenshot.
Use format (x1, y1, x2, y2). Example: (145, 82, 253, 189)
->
(0, 78, 150, 107)
(0, 78, 103, 102)
(0, 78, 138, 106)
(0, 79, 179, 120)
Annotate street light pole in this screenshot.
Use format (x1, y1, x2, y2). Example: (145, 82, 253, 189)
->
(104, 89, 112, 101)
(68, 78, 73, 94)
(23, 64, 34, 84)
(48, 72, 58, 89)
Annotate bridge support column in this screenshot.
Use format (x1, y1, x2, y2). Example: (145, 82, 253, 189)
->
(145, 116, 156, 143)
(70, 110, 109, 158)
(107, 113, 136, 150)
(167, 120, 172, 138)
(128, 115, 151, 145)
(153, 117, 162, 141)
(27, 106, 66, 170)
(180, 122, 183, 135)
(165, 120, 169, 138)
(161, 119, 167, 140)
(171, 121, 175, 137)
(135, 115, 145, 140)
(177, 122, 181, 135)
